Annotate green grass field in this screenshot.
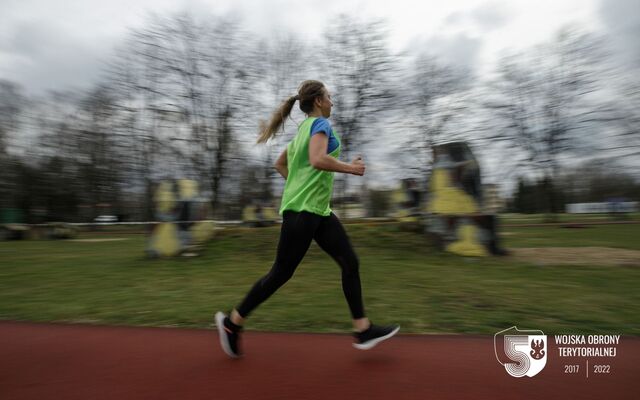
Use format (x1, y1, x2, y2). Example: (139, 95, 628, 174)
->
(500, 212, 640, 225)
(1, 222, 639, 335)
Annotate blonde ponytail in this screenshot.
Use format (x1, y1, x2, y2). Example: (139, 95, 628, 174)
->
(256, 95, 299, 143)
(256, 80, 326, 144)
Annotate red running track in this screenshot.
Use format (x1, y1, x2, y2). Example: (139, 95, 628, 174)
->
(0, 322, 636, 400)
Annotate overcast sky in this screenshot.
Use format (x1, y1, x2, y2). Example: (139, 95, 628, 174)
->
(1, 0, 637, 95)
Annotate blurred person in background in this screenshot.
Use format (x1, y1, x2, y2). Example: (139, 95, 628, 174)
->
(216, 80, 399, 358)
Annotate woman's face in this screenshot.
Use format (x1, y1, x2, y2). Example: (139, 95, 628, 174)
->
(315, 87, 333, 118)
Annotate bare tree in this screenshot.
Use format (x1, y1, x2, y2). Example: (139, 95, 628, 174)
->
(107, 13, 256, 217)
(32, 91, 83, 220)
(319, 15, 397, 206)
(107, 28, 169, 220)
(484, 28, 621, 216)
(485, 29, 606, 179)
(399, 54, 472, 177)
(256, 32, 309, 203)
(0, 80, 25, 208)
(76, 86, 125, 214)
(0, 80, 24, 156)
(8, 86, 125, 221)
(599, 65, 640, 165)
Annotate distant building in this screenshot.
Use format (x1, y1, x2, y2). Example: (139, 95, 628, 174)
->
(566, 201, 638, 214)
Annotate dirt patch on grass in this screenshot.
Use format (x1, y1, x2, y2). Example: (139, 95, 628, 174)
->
(508, 247, 640, 266)
(68, 238, 128, 243)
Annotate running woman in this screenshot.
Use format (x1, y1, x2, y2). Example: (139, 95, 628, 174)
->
(216, 80, 399, 358)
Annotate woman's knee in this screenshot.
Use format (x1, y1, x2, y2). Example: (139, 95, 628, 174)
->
(338, 254, 360, 275)
(262, 264, 295, 287)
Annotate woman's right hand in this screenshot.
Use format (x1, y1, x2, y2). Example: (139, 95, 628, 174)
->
(350, 156, 366, 176)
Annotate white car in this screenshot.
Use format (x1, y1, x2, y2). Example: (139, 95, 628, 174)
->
(94, 215, 118, 224)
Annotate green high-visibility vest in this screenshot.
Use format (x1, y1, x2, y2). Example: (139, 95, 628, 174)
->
(279, 117, 341, 216)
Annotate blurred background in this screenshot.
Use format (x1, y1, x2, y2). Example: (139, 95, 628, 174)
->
(0, 0, 638, 225)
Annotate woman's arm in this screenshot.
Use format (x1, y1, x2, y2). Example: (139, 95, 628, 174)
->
(274, 149, 288, 179)
(309, 133, 365, 176)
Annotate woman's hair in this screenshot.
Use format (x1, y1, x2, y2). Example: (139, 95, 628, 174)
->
(257, 80, 326, 143)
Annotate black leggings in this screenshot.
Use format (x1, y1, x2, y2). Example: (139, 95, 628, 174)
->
(236, 210, 365, 319)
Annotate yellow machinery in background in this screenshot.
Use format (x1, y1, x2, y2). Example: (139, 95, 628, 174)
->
(425, 142, 508, 257)
(147, 179, 215, 257)
(390, 178, 422, 222)
(242, 203, 278, 227)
